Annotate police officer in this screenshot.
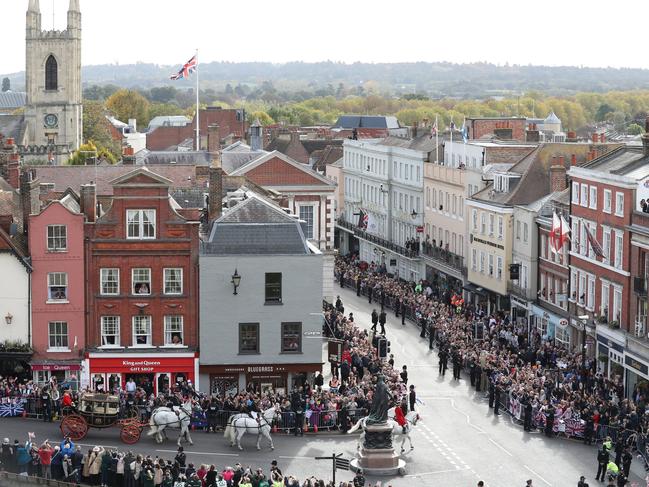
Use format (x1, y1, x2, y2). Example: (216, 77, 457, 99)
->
(291, 389, 305, 437)
(409, 385, 416, 412)
(41, 387, 52, 422)
(379, 309, 387, 335)
(370, 309, 378, 333)
(493, 382, 501, 416)
(622, 447, 632, 478)
(400, 300, 407, 326)
(452, 348, 462, 381)
(488, 378, 495, 409)
(438, 347, 448, 376)
(523, 395, 533, 432)
(428, 321, 435, 350)
(207, 397, 220, 433)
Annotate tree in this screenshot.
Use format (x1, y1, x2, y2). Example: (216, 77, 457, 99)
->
(1, 78, 10, 92)
(148, 102, 185, 121)
(249, 111, 274, 126)
(149, 86, 178, 104)
(596, 103, 615, 122)
(106, 89, 150, 126)
(82, 100, 121, 160)
(627, 123, 644, 135)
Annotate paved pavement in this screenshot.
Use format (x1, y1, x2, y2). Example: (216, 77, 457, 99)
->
(0, 283, 646, 486)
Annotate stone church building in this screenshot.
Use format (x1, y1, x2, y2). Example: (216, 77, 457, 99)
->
(1, 0, 82, 165)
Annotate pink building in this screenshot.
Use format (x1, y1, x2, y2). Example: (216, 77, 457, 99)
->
(29, 191, 85, 389)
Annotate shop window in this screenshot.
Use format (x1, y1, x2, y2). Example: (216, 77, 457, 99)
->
(555, 327, 570, 348)
(47, 225, 67, 251)
(132, 315, 152, 346)
(281, 322, 302, 353)
(48, 321, 68, 350)
(126, 209, 156, 239)
(163, 268, 183, 295)
(239, 323, 259, 354)
(537, 317, 548, 337)
(100, 268, 119, 295)
(132, 268, 151, 295)
(210, 376, 239, 397)
(164, 315, 184, 345)
(265, 273, 282, 303)
(101, 316, 120, 347)
(48, 272, 68, 301)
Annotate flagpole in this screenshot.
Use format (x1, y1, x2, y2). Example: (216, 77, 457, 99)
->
(449, 117, 453, 167)
(435, 115, 439, 164)
(195, 48, 200, 151)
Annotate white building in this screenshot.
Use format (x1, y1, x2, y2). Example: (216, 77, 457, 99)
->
(340, 136, 433, 280)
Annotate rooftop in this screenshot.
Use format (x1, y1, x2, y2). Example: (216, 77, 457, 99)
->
(333, 115, 400, 129)
(0, 91, 26, 111)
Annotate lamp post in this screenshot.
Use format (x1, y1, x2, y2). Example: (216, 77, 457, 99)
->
(231, 269, 241, 295)
(578, 314, 589, 371)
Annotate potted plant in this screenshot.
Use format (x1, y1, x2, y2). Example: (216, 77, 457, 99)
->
(609, 320, 620, 329)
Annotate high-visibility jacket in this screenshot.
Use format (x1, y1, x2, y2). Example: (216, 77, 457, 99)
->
(606, 461, 619, 474)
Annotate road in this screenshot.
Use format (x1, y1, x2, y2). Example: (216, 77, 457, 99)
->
(0, 284, 645, 486)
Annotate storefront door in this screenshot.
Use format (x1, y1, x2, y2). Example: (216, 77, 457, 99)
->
(156, 373, 171, 395)
(126, 373, 155, 396)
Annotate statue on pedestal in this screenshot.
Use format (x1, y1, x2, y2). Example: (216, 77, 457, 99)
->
(366, 374, 391, 425)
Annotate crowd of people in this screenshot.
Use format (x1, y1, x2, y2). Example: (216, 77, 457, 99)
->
(335, 253, 649, 483)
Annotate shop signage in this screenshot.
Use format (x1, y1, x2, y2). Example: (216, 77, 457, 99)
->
(31, 364, 81, 372)
(221, 365, 289, 374)
(625, 355, 649, 375)
(416, 226, 424, 233)
(328, 341, 343, 363)
(89, 356, 195, 373)
(472, 235, 504, 250)
(122, 360, 161, 373)
(559, 319, 568, 327)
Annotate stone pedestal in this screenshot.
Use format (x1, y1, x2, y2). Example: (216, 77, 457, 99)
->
(350, 423, 406, 476)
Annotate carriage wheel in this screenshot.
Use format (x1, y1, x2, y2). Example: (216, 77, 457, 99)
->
(60, 414, 88, 441)
(120, 423, 141, 445)
(125, 406, 139, 419)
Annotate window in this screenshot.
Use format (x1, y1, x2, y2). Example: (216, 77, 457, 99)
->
(100, 268, 119, 295)
(101, 316, 120, 347)
(472, 210, 478, 231)
(580, 222, 587, 255)
(587, 223, 596, 260)
(615, 192, 624, 216)
(541, 234, 547, 259)
(426, 188, 430, 208)
(571, 218, 578, 252)
(497, 256, 503, 279)
(589, 186, 597, 209)
(281, 322, 302, 352)
(132, 268, 151, 295)
(265, 273, 282, 303)
(555, 327, 570, 348)
(570, 269, 577, 301)
(132, 315, 152, 346)
(601, 282, 610, 318)
(523, 223, 529, 243)
(48, 322, 68, 349)
(489, 214, 495, 236)
(587, 275, 595, 310)
(497, 216, 503, 239)
(126, 209, 156, 239)
(239, 323, 259, 354)
(572, 182, 579, 204)
(471, 249, 477, 271)
(580, 183, 588, 207)
(480, 251, 485, 273)
(48, 272, 68, 301)
(614, 231, 623, 269)
(613, 286, 622, 322)
(47, 225, 67, 251)
(603, 189, 612, 213)
(579, 274, 586, 305)
(163, 268, 183, 295)
(488, 254, 494, 276)
(164, 316, 184, 346)
(602, 228, 611, 265)
(516, 220, 521, 240)
(45, 55, 58, 91)
(480, 213, 486, 234)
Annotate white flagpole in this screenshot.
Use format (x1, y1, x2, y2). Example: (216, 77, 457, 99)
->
(435, 114, 439, 163)
(449, 117, 453, 167)
(195, 49, 200, 151)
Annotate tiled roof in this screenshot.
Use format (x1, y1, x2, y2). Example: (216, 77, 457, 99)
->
(140, 150, 212, 165)
(30, 164, 201, 196)
(312, 145, 343, 172)
(0, 115, 27, 143)
(0, 92, 26, 110)
(334, 115, 400, 129)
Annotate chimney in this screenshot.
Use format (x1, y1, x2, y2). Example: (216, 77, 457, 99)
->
(592, 133, 599, 143)
(79, 184, 97, 222)
(643, 117, 649, 157)
(290, 131, 301, 144)
(558, 155, 565, 166)
(20, 169, 39, 235)
(550, 165, 567, 192)
(571, 154, 577, 166)
(250, 119, 263, 152)
(207, 124, 221, 153)
(208, 160, 223, 223)
(7, 153, 20, 189)
(128, 119, 137, 133)
(411, 123, 418, 138)
(600, 133, 606, 143)
(122, 146, 135, 165)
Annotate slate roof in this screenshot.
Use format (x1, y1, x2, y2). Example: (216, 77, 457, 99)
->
(222, 150, 267, 174)
(0, 92, 26, 111)
(170, 187, 206, 209)
(147, 116, 191, 131)
(30, 165, 200, 196)
(312, 145, 343, 172)
(333, 115, 400, 129)
(138, 150, 212, 165)
(203, 195, 310, 255)
(378, 134, 438, 152)
(0, 115, 27, 143)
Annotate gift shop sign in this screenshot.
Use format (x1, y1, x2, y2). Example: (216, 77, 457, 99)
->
(122, 360, 161, 373)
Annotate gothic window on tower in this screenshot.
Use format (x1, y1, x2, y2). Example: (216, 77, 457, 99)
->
(45, 55, 58, 91)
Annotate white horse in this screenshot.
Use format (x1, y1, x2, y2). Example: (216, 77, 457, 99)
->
(223, 405, 279, 451)
(147, 398, 195, 446)
(348, 409, 421, 453)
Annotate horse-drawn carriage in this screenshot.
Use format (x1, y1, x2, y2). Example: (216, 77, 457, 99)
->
(60, 393, 145, 444)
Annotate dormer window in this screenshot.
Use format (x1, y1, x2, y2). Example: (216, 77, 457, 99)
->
(493, 174, 519, 193)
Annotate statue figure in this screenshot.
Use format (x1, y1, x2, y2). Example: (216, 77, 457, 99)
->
(366, 374, 390, 425)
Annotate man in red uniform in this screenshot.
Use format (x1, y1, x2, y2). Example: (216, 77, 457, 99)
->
(394, 401, 408, 434)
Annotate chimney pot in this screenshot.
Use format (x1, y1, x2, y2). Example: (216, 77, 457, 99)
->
(208, 166, 224, 223)
(207, 124, 221, 153)
(600, 133, 606, 143)
(79, 184, 97, 222)
(571, 154, 577, 166)
(559, 155, 565, 166)
(592, 133, 599, 143)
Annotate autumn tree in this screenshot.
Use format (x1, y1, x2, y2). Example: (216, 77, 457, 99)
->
(106, 89, 150, 127)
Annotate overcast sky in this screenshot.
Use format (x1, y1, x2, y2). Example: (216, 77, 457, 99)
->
(2, 0, 648, 74)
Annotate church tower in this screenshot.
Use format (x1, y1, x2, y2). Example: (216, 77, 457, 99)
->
(24, 0, 82, 164)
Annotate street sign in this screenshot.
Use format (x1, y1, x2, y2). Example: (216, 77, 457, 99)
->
(416, 226, 424, 233)
(303, 330, 322, 337)
(335, 458, 350, 470)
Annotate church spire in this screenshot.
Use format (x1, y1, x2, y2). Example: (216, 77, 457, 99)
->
(28, 0, 40, 12)
(68, 0, 80, 12)
(26, 0, 41, 36)
(67, 0, 81, 35)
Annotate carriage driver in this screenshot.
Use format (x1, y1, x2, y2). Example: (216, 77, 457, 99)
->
(394, 399, 408, 434)
(240, 396, 261, 424)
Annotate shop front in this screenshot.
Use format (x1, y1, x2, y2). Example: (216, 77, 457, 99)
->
(200, 363, 322, 397)
(85, 352, 199, 395)
(624, 352, 649, 399)
(596, 331, 625, 380)
(31, 362, 82, 391)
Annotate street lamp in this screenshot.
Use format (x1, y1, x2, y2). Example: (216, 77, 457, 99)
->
(4, 313, 12, 325)
(411, 209, 418, 220)
(578, 314, 589, 370)
(231, 269, 241, 295)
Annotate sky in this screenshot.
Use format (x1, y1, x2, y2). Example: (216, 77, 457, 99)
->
(2, 0, 649, 74)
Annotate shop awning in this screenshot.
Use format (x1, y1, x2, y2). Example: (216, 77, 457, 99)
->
(462, 283, 487, 296)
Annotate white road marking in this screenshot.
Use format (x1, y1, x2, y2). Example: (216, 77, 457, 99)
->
(278, 455, 316, 460)
(489, 438, 513, 457)
(155, 449, 239, 457)
(404, 467, 470, 477)
(79, 443, 120, 449)
(524, 465, 552, 486)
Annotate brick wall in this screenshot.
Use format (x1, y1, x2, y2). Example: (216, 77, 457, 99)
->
(246, 156, 325, 186)
(469, 119, 527, 142)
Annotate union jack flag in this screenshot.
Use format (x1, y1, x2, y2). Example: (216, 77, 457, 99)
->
(0, 400, 24, 417)
(170, 55, 197, 81)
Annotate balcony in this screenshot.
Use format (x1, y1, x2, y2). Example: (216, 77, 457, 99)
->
(507, 282, 536, 301)
(424, 162, 466, 187)
(634, 277, 648, 295)
(420, 243, 466, 274)
(336, 218, 419, 259)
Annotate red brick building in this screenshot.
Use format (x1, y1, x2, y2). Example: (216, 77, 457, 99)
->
(146, 107, 248, 151)
(466, 117, 527, 142)
(81, 167, 200, 394)
(568, 142, 649, 393)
